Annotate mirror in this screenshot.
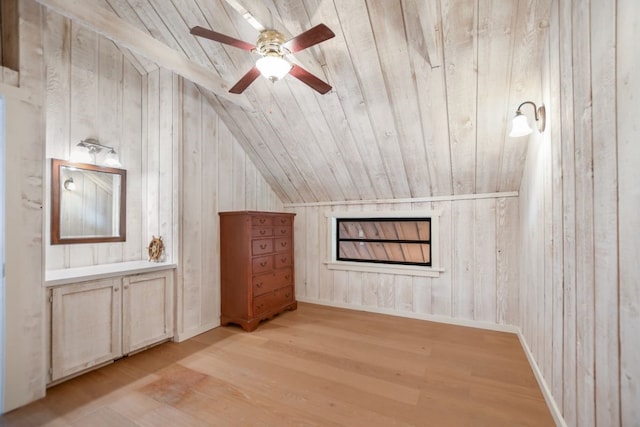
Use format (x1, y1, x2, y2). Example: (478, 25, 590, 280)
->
(51, 159, 126, 244)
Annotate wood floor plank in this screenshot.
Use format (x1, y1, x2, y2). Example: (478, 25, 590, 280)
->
(1, 303, 554, 426)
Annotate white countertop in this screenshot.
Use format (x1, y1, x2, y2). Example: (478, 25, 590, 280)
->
(45, 260, 177, 286)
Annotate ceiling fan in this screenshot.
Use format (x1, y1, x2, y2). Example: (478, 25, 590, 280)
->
(190, 24, 335, 94)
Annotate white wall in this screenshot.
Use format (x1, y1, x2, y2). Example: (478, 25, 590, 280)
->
(1, 0, 46, 412)
(177, 78, 283, 340)
(518, 0, 639, 425)
(288, 195, 519, 328)
(44, 12, 155, 268)
(2, 1, 284, 412)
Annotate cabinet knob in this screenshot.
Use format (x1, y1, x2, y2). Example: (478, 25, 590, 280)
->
(260, 219, 266, 224)
(280, 229, 286, 234)
(114, 287, 119, 292)
(285, 292, 291, 298)
(281, 257, 287, 263)
(256, 282, 263, 288)
(260, 261, 267, 267)
(124, 285, 129, 289)
(260, 244, 267, 249)
(280, 242, 287, 247)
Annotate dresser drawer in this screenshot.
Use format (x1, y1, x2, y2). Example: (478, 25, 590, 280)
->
(252, 239, 274, 255)
(274, 237, 292, 253)
(275, 253, 293, 268)
(253, 287, 294, 315)
(252, 268, 293, 296)
(274, 226, 291, 237)
(252, 216, 273, 226)
(252, 226, 273, 238)
(252, 255, 273, 274)
(274, 216, 292, 227)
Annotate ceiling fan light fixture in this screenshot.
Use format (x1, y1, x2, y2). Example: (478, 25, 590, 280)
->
(256, 55, 292, 82)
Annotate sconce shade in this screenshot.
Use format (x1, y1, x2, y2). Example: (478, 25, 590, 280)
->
(103, 149, 122, 168)
(509, 102, 546, 137)
(256, 55, 292, 81)
(63, 177, 76, 191)
(509, 112, 533, 137)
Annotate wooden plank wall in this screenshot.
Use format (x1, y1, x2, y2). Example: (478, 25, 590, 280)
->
(288, 196, 519, 327)
(42, 12, 283, 339)
(44, 12, 149, 269)
(2, 0, 46, 413)
(518, 0, 639, 425)
(178, 78, 283, 340)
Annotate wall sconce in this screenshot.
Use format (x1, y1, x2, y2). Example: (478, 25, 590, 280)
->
(76, 138, 122, 167)
(509, 101, 546, 137)
(63, 177, 76, 191)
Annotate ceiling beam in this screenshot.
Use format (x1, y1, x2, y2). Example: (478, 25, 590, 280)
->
(36, 0, 254, 110)
(224, 0, 328, 81)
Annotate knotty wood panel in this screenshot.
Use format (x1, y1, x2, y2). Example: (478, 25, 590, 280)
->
(518, 1, 638, 425)
(289, 195, 518, 326)
(2, 1, 47, 412)
(618, 1, 640, 424)
(178, 78, 283, 340)
(44, 15, 147, 269)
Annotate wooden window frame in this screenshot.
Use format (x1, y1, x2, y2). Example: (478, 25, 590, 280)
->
(325, 210, 443, 278)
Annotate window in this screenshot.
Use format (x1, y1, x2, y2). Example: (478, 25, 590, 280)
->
(326, 210, 442, 277)
(336, 218, 431, 266)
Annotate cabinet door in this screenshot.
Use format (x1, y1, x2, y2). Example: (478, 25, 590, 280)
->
(51, 278, 122, 381)
(122, 270, 174, 354)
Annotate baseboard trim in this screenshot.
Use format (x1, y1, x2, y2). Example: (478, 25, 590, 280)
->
(175, 321, 220, 342)
(296, 297, 519, 334)
(516, 330, 566, 427)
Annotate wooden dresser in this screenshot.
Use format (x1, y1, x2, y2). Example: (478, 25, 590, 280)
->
(219, 211, 297, 331)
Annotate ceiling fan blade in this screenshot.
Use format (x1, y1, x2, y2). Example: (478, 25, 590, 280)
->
(190, 26, 255, 51)
(229, 66, 261, 94)
(283, 24, 335, 53)
(289, 64, 332, 94)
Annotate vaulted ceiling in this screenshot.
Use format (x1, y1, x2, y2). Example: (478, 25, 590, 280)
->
(40, 0, 552, 204)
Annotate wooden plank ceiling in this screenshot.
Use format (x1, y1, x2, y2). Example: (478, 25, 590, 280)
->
(52, 0, 553, 204)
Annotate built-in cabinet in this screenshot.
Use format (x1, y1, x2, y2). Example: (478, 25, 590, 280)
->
(48, 268, 174, 383)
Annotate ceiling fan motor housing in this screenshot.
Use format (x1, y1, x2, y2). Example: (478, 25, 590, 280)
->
(257, 30, 288, 56)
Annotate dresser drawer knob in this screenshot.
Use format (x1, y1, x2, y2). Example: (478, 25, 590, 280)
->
(280, 219, 287, 224)
(281, 257, 287, 263)
(260, 230, 266, 235)
(256, 282, 263, 288)
(260, 261, 267, 267)
(285, 292, 291, 298)
(257, 303, 264, 309)
(280, 229, 286, 234)
(260, 244, 267, 249)
(260, 219, 266, 224)
(285, 275, 290, 280)
(280, 242, 287, 247)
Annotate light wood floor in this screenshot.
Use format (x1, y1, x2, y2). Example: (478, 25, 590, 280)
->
(1, 303, 554, 426)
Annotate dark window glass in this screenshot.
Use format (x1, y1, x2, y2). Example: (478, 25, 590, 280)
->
(336, 218, 431, 266)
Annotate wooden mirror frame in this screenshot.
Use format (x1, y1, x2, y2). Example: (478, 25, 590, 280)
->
(51, 158, 127, 245)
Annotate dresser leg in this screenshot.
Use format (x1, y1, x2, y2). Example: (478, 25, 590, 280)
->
(242, 319, 261, 332)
